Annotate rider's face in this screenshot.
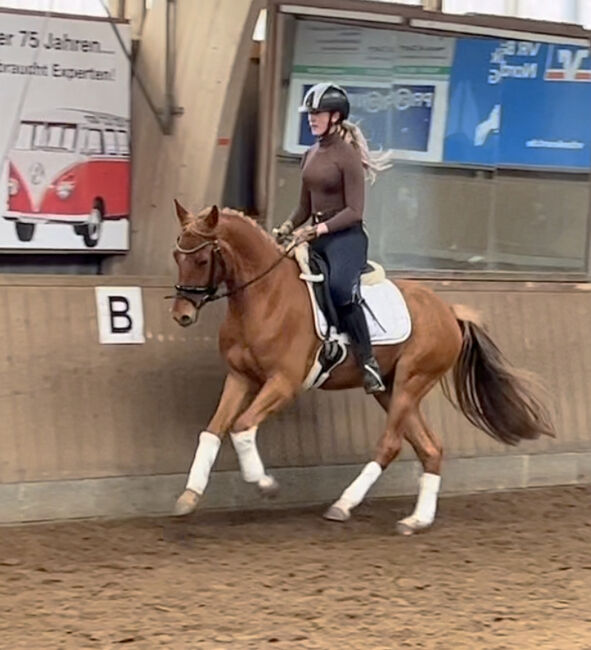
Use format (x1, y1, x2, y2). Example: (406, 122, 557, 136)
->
(308, 111, 337, 136)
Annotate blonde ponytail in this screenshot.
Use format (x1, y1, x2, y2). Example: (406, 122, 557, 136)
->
(337, 121, 395, 185)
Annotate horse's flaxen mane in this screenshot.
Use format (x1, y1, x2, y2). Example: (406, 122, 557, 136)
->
(186, 206, 281, 251)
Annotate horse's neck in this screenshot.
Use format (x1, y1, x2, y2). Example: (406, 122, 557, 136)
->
(219, 216, 279, 283)
(219, 216, 299, 318)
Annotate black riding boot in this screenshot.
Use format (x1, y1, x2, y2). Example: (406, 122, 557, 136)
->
(338, 302, 386, 394)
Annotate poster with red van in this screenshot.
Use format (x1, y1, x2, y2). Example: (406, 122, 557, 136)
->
(0, 10, 130, 252)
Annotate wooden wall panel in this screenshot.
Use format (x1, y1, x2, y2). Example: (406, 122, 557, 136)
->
(106, 0, 264, 277)
(1, 279, 590, 485)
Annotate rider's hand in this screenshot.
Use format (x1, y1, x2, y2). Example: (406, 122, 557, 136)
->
(316, 222, 329, 237)
(292, 225, 319, 245)
(272, 219, 294, 243)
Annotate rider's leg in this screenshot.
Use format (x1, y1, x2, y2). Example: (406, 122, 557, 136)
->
(336, 301, 385, 394)
(314, 225, 385, 394)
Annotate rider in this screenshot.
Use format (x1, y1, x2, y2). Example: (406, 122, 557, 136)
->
(274, 82, 390, 394)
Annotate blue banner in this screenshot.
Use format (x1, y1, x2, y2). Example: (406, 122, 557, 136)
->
(444, 39, 591, 170)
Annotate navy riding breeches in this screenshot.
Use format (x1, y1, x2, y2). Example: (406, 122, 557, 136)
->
(310, 223, 367, 308)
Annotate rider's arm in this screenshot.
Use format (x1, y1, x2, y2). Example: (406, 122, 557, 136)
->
(274, 152, 310, 240)
(288, 180, 311, 229)
(323, 148, 364, 233)
(287, 151, 311, 228)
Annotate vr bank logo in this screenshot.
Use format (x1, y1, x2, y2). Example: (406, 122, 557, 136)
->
(545, 47, 591, 82)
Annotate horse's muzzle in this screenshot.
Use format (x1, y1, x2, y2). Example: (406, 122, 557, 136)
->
(171, 297, 198, 327)
(176, 314, 194, 327)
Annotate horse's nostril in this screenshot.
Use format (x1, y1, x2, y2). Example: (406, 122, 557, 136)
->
(179, 314, 192, 327)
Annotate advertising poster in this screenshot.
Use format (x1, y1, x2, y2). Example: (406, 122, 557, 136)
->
(0, 10, 131, 252)
(283, 21, 455, 163)
(444, 38, 591, 169)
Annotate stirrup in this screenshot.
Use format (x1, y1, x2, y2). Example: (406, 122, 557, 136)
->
(363, 359, 386, 394)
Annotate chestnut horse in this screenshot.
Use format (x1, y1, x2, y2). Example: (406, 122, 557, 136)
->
(170, 202, 555, 534)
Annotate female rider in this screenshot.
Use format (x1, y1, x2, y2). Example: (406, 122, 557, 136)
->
(274, 83, 391, 394)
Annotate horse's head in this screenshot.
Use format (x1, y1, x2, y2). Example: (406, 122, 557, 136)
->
(171, 200, 225, 327)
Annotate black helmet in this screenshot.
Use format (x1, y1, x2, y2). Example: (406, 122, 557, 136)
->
(299, 83, 350, 121)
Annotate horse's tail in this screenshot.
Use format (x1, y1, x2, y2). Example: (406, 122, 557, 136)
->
(441, 304, 556, 445)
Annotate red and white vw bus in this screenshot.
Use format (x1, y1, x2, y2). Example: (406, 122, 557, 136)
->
(5, 109, 130, 248)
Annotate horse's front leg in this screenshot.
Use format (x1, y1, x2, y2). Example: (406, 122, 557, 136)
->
(229, 372, 299, 497)
(174, 372, 255, 516)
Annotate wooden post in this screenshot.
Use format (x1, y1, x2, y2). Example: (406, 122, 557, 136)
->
(110, 0, 126, 19)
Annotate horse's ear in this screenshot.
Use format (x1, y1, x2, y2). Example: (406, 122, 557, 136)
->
(204, 205, 219, 230)
(174, 199, 190, 227)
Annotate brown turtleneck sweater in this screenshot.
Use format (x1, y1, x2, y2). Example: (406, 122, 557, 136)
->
(288, 132, 365, 233)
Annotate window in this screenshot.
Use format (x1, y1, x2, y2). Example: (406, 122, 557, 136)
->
(117, 130, 130, 155)
(443, 0, 591, 29)
(272, 16, 591, 274)
(61, 125, 77, 151)
(104, 129, 118, 155)
(15, 122, 77, 152)
(45, 124, 77, 151)
(32, 123, 46, 149)
(14, 122, 34, 150)
(84, 128, 103, 155)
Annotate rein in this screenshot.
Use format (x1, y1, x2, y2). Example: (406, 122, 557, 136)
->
(169, 236, 292, 310)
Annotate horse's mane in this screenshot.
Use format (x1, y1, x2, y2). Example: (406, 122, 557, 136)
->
(185, 206, 281, 251)
(195, 206, 243, 220)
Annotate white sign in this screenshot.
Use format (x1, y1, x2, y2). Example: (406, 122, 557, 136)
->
(291, 22, 455, 80)
(0, 10, 131, 252)
(95, 287, 145, 344)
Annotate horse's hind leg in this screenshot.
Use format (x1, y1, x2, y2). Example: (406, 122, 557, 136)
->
(324, 363, 416, 522)
(395, 406, 443, 535)
(376, 376, 444, 535)
(324, 366, 441, 529)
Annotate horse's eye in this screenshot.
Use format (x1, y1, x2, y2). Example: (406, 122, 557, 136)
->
(197, 258, 208, 267)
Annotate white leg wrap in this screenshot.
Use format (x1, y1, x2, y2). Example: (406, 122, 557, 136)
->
(186, 431, 221, 495)
(401, 472, 441, 527)
(230, 427, 274, 488)
(333, 461, 382, 514)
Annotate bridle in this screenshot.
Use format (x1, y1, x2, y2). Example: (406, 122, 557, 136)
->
(170, 235, 291, 311)
(172, 238, 225, 309)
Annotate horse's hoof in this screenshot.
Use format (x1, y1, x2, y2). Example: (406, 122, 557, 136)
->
(323, 505, 351, 522)
(258, 475, 279, 498)
(173, 489, 200, 516)
(395, 517, 431, 536)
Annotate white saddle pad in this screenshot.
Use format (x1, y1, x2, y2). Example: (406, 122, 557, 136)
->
(313, 279, 412, 345)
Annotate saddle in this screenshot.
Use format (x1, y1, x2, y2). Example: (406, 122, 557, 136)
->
(295, 244, 386, 331)
(306, 250, 385, 332)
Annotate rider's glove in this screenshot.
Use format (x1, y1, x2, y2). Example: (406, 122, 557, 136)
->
(272, 219, 294, 243)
